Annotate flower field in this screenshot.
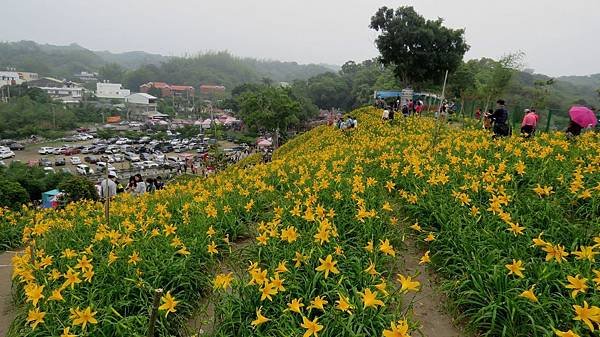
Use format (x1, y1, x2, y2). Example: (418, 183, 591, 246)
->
(6, 107, 600, 337)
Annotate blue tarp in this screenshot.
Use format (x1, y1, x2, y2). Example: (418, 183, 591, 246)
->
(42, 189, 60, 209)
(374, 91, 403, 99)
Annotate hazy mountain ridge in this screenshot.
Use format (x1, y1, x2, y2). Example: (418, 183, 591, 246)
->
(0, 40, 333, 84)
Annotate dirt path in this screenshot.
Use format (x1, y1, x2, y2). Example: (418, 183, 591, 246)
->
(399, 238, 463, 337)
(185, 238, 252, 337)
(0, 251, 17, 337)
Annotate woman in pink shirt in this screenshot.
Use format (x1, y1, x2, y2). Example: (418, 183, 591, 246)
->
(520, 108, 539, 138)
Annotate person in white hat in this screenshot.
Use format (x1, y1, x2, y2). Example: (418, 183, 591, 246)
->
(100, 171, 118, 199)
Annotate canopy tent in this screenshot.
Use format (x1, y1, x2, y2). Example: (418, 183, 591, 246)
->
(42, 189, 61, 209)
(257, 139, 272, 148)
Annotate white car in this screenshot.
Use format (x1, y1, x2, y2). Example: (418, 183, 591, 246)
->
(96, 161, 116, 172)
(113, 154, 125, 162)
(132, 161, 145, 170)
(76, 164, 94, 175)
(142, 160, 159, 169)
(43, 167, 55, 174)
(0, 150, 15, 159)
(70, 156, 82, 165)
(125, 152, 140, 162)
(38, 147, 55, 155)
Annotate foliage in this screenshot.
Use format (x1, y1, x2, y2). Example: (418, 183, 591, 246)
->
(58, 176, 99, 203)
(98, 63, 126, 83)
(5, 107, 600, 337)
(370, 6, 469, 85)
(0, 180, 29, 210)
(0, 207, 29, 252)
(0, 162, 71, 202)
(291, 59, 401, 112)
(0, 86, 110, 139)
(237, 85, 317, 131)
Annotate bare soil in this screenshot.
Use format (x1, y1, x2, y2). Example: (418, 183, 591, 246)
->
(399, 237, 464, 337)
(0, 251, 18, 337)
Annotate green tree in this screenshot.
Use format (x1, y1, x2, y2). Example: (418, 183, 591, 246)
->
(58, 176, 99, 203)
(449, 63, 477, 113)
(99, 63, 126, 83)
(370, 6, 469, 86)
(0, 180, 29, 209)
(238, 86, 304, 132)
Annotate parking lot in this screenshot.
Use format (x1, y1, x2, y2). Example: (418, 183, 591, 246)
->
(1, 133, 247, 182)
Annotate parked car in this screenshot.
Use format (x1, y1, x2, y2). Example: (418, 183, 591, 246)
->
(159, 144, 174, 153)
(70, 156, 82, 165)
(54, 158, 66, 166)
(96, 162, 116, 172)
(174, 145, 187, 153)
(141, 160, 159, 169)
(8, 143, 24, 151)
(64, 148, 81, 155)
(43, 167, 55, 174)
(52, 147, 67, 155)
(115, 138, 130, 145)
(124, 152, 140, 162)
(39, 158, 53, 167)
(140, 152, 153, 161)
(138, 136, 151, 144)
(38, 147, 55, 155)
(0, 148, 15, 159)
(84, 156, 99, 164)
(76, 164, 94, 175)
(132, 161, 145, 170)
(113, 154, 125, 162)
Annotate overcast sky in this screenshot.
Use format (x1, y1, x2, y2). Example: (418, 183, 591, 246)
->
(2, 0, 599, 76)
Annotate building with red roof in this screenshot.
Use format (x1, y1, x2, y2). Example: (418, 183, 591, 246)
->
(140, 82, 194, 98)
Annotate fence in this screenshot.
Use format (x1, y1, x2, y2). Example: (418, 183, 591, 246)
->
(456, 100, 571, 133)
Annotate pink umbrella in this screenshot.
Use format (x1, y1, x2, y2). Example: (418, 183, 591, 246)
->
(569, 106, 598, 128)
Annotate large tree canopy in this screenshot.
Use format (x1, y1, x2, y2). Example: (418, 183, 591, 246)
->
(370, 6, 470, 86)
(238, 86, 313, 132)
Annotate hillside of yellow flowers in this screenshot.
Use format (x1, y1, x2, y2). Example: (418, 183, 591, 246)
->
(4, 107, 600, 337)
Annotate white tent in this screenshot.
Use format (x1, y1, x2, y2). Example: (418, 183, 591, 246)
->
(257, 139, 272, 148)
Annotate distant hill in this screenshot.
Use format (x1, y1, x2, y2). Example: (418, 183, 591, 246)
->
(558, 74, 600, 89)
(0, 41, 334, 87)
(93, 50, 168, 69)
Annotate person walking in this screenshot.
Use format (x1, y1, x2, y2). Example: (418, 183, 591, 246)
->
(100, 171, 118, 199)
(491, 99, 510, 138)
(520, 108, 539, 138)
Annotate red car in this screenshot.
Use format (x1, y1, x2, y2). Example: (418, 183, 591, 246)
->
(64, 148, 81, 155)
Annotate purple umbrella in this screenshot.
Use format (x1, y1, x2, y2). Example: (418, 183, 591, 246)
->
(569, 106, 598, 128)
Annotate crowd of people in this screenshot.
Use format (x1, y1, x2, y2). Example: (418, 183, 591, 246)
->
(475, 99, 597, 139)
(335, 116, 358, 129)
(376, 97, 427, 120)
(373, 96, 597, 140)
(98, 172, 165, 199)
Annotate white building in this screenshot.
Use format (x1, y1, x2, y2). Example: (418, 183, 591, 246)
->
(126, 93, 158, 120)
(96, 82, 130, 100)
(27, 77, 84, 103)
(18, 72, 39, 82)
(0, 71, 22, 87)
